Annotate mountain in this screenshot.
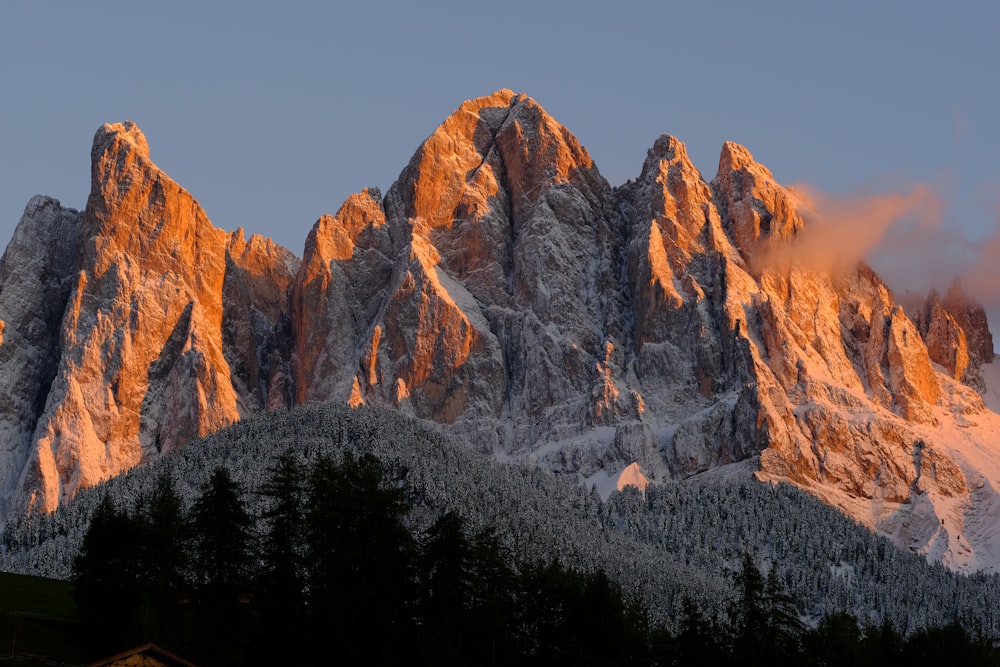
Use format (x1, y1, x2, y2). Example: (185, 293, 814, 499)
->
(1, 90, 997, 571)
(0, 122, 297, 522)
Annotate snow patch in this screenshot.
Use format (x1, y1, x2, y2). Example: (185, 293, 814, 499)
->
(586, 462, 648, 501)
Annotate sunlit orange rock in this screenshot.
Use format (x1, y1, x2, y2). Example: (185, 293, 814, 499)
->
(292, 188, 391, 405)
(12, 123, 297, 516)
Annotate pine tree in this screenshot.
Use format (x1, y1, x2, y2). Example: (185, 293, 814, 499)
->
(418, 511, 474, 664)
(671, 595, 727, 666)
(763, 560, 804, 663)
(305, 452, 416, 665)
(140, 472, 188, 592)
(803, 611, 864, 667)
(256, 449, 307, 662)
(861, 617, 903, 666)
(72, 494, 145, 651)
(135, 472, 190, 647)
(188, 466, 255, 666)
(258, 449, 306, 594)
(190, 466, 252, 594)
(467, 526, 516, 665)
(730, 552, 768, 664)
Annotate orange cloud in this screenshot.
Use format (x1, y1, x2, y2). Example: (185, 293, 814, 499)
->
(782, 182, 1000, 334)
(760, 182, 942, 274)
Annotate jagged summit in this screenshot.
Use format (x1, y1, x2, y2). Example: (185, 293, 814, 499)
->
(93, 120, 150, 160)
(640, 134, 690, 171)
(1, 119, 298, 519)
(2, 93, 999, 572)
(717, 140, 766, 175)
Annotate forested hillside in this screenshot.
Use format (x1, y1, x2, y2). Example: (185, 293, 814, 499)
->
(4, 403, 999, 639)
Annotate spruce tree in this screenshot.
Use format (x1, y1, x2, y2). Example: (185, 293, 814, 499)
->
(135, 472, 190, 647)
(188, 466, 255, 666)
(258, 449, 306, 594)
(140, 472, 188, 591)
(671, 596, 727, 667)
(419, 511, 473, 662)
(730, 552, 768, 664)
(763, 560, 804, 663)
(257, 450, 307, 662)
(190, 466, 252, 594)
(73, 494, 145, 651)
(305, 452, 416, 664)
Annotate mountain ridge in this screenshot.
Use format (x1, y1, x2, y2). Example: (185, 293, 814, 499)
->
(1, 90, 996, 570)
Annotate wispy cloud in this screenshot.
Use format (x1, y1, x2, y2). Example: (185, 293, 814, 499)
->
(760, 182, 942, 274)
(770, 180, 1000, 329)
(959, 203, 1000, 308)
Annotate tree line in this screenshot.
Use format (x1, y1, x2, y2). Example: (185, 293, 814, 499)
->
(73, 449, 1000, 666)
(10, 402, 1000, 638)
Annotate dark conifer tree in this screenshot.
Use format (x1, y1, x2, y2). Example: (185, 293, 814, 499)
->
(900, 622, 995, 667)
(135, 472, 190, 647)
(256, 449, 307, 663)
(418, 511, 473, 664)
(860, 618, 904, 667)
(803, 611, 864, 667)
(305, 452, 416, 665)
(188, 466, 254, 666)
(730, 552, 768, 665)
(467, 526, 517, 665)
(140, 473, 188, 586)
(190, 466, 252, 593)
(513, 561, 646, 666)
(575, 568, 649, 665)
(670, 596, 728, 667)
(763, 560, 804, 664)
(72, 494, 145, 651)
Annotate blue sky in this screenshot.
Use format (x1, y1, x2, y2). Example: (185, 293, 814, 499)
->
(2, 1, 998, 313)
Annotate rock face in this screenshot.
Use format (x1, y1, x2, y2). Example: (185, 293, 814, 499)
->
(0, 196, 81, 520)
(2, 122, 298, 517)
(905, 281, 994, 389)
(3, 92, 1000, 571)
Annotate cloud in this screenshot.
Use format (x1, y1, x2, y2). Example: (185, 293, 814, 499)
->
(768, 180, 1000, 331)
(960, 205, 1000, 309)
(760, 182, 943, 275)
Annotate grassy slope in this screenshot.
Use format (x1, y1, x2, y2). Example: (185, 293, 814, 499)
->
(0, 571, 87, 665)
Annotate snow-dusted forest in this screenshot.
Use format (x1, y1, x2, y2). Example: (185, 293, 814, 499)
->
(4, 403, 999, 636)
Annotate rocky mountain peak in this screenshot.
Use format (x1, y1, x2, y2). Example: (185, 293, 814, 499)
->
(944, 278, 994, 367)
(640, 134, 688, 175)
(4, 121, 304, 517)
(93, 120, 150, 161)
(717, 140, 757, 172)
(903, 279, 994, 388)
(713, 141, 804, 260)
(383, 89, 599, 236)
(0, 196, 81, 520)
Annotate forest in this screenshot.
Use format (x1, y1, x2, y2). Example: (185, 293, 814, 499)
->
(73, 451, 1000, 666)
(4, 403, 1000, 663)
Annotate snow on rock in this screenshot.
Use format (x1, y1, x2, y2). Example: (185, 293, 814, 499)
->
(0, 196, 81, 522)
(224, 229, 299, 413)
(586, 462, 649, 500)
(981, 356, 1000, 414)
(617, 462, 649, 493)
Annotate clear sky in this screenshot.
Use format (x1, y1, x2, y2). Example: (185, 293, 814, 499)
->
(2, 1, 999, 319)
